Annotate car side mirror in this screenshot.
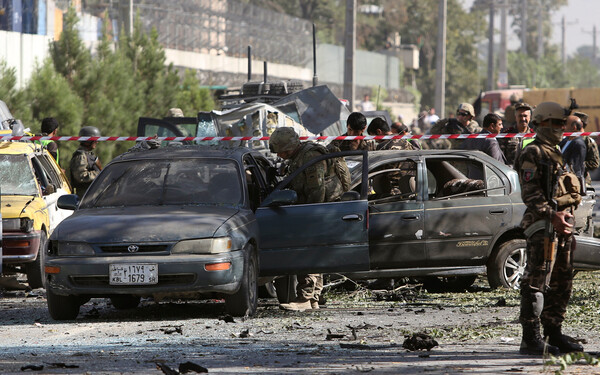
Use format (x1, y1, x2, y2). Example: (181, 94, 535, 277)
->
(57, 194, 79, 210)
(340, 191, 360, 201)
(263, 190, 297, 207)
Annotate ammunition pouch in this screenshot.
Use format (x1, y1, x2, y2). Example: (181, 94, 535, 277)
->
(555, 171, 582, 209)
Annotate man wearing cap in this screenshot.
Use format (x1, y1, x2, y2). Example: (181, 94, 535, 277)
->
(500, 102, 533, 166)
(428, 103, 479, 149)
(462, 113, 507, 164)
(514, 102, 584, 356)
(39, 118, 60, 165)
(69, 126, 103, 198)
(269, 127, 344, 311)
(328, 112, 376, 152)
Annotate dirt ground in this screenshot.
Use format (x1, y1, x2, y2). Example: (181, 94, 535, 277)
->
(1, 275, 600, 375)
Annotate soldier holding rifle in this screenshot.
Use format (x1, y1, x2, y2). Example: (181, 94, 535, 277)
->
(515, 102, 584, 356)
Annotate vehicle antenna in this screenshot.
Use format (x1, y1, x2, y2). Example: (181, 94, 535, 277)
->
(247, 46, 252, 82)
(312, 23, 318, 87)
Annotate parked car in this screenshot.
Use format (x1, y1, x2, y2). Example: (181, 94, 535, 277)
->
(45, 146, 370, 319)
(0, 141, 73, 288)
(343, 149, 600, 291)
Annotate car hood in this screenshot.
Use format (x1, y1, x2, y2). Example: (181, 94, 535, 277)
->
(52, 205, 241, 243)
(1, 195, 45, 219)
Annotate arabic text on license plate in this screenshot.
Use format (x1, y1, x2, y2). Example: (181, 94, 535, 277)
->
(109, 263, 158, 285)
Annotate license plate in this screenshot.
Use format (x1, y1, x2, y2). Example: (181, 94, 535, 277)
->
(109, 263, 158, 285)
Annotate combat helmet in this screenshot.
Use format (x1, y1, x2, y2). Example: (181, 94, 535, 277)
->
(269, 127, 300, 153)
(79, 126, 101, 137)
(531, 102, 567, 125)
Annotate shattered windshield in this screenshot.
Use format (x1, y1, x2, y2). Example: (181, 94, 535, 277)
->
(0, 154, 38, 196)
(80, 158, 243, 208)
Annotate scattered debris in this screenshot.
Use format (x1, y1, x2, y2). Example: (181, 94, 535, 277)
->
(47, 363, 79, 369)
(285, 322, 312, 330)
(402, 333, 439, 351)
(218, 314, 235, 323)
(156, 362, 178, 375)
(495, 297, 507, 307)
(238, 329, 250, 338)
(179, 361, 209, 373)
(325, 329, 345, 340)
(160, 325, 183, 335)
(20, 364, 43, 371)
(84, 307, 101, 318)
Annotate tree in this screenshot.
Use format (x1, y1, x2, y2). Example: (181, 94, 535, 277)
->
(174, 70, 215, 116)
(49, 7, 91, 85)
(0, 62, 29, 119)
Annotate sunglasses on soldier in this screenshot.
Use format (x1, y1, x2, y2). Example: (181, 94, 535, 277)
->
(457, 112, 470, 117)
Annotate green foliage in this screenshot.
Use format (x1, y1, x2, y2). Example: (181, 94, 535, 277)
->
(174, 70, 215, 116)
(0, 61, 29, 118)
(545, 352, 600, 374)
(49, 7, 91, 85)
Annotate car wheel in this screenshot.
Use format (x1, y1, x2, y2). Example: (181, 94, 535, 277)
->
(487, 239, 527, 289)
(422, 275, 477, 293)
(258, 281, 278, 299)
(26, 231, 47, 289)
(47, 289, 81, 320)
(274, 275, 297, 303)
(225, 246, 258, 317)
(110, 295, 141, 310)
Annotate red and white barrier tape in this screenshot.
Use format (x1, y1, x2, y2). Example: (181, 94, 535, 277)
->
(0, 132, 599, 142)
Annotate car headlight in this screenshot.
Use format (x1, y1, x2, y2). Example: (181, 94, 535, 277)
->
(57, 242, 95, 255)
(171, 237, 232, 254)
(2, 218, 34, 233)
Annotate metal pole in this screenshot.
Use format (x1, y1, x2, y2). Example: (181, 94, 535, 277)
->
(343, 0, 356, 111)
(562, 16, 566, 67)
(521, 0, 527, 54)
(486, 1, 494, 91)
(498, 0, 508, 89)
(434, 0, 446, 118)
(312, 23, 318, 87)
(129, 0, 133, 36)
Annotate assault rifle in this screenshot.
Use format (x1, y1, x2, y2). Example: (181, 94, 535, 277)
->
(543, 162, 558, 292)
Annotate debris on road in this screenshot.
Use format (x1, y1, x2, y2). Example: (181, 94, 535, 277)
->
(20, 364, 43, 371)
(179, 361, 209, 373)
(161, 325, 183, 335)
(156, 362, 178, 375)
(402, 333, 439, 351)
(218, 314, 235, 323)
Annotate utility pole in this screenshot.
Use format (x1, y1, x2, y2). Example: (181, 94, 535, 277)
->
(434, 0, 446, 118)
(582, 25, 598, 63)
(129, 0, 133, 36)
(561, 16, 566, 66)
(498, 0, 508, 89)
(521, 0, 527, 54)
(343, 0, 356, 111)
(486, 1, 494, 91)
(537, 0, 544, 59)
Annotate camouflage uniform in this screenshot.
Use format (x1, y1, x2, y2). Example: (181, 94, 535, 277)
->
(514, 140, 576, 338)
(374, 138, 416, 196)
(69, 147, 101, 198)
(286, 142, 344, 302)
(375, 138, 414, 151)
(499, 125, 530, 167)
(328, 133, 376, 152)
(427, 118, 471, 150)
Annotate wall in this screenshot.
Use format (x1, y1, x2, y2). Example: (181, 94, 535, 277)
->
(0, 29, 52, 87)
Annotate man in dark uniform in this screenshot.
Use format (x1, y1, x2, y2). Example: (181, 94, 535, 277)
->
(328, 112, 376, 152)
(69, 126, 103, 198)
(514, 102, 584, 356)
(269, 127, 344, 311)
(462, 112, 507, 164)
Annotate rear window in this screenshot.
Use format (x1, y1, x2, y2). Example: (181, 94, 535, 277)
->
(0, 154, 38, 196)
(81, 158, 243, 208)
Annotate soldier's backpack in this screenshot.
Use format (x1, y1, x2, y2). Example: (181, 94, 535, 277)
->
(304, 142, 352, 192)
(584, 136, 600, 171)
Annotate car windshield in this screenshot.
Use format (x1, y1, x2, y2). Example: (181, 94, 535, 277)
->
(80, 158, 243, 208)
(0, 154, 38, 196)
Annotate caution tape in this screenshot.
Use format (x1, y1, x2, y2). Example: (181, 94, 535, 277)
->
(0, 132, 599, 142)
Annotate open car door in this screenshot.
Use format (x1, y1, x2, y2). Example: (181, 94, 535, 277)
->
(137, 113, 219, 146)
(256, 150, 370, 276)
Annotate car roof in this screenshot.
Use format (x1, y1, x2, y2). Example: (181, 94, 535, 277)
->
(0, 141, 43, 155)
(112, 144, 261, 163)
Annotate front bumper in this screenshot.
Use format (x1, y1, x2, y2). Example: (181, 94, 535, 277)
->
(1, 230, 41, 263)
(45, 250, 245, 297)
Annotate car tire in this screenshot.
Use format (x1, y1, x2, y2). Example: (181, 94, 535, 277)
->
(422, 275, 477, 293)
(26, 231, 47, 289)
(47, 289, 81, 320)
(258, 281, 278, 299)
(225, 246, 258, 317)
(487, 239, 527, 289)
(274, 275, 297, 304)
(110, 295, 141, 310)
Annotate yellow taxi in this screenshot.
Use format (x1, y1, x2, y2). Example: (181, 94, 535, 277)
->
(0, 141, 72, 288)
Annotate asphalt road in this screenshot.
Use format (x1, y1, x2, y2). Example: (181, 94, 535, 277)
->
(1, 282, 599, 375)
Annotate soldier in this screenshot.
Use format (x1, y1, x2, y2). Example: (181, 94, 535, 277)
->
(428, 103, 479, 149)
(269, 127, 345, 311)
(367, 117, 415, 151)
(500, 103, 532, 167)
(69, 126, 103, 198)
(514, 102, 584, 356)
(328, 112, 376, 152)
(573, 111, 600, 185)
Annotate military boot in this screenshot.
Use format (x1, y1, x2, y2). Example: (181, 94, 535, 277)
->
(544, 326, 584, 353)
(520, 322, 560, 356)
(279, 299, 312, 311)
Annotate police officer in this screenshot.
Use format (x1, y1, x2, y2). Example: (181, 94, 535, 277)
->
(40, 117, 60, 165)
(514, 102, 584, 355)
(500, 103, 532, 166)
(269, 127, 344, 311)
(69, 126, 103, 198)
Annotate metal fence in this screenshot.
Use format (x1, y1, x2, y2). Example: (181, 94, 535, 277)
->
(89, 0, 314, 67)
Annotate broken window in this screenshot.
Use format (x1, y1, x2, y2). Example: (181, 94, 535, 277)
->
(425, 158, 487, 199)
(367, 159, 418, 202)
(0, 154, 38, 196)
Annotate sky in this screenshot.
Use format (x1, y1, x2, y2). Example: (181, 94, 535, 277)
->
(460, 0, 600, 57)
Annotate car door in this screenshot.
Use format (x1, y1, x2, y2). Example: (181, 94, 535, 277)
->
(137, 113, 218, 145)
(256, 150, 370, 276)
(365, 156, 426, 269)
(32, 154, 73, 233)
(423, 155, 512, 267)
